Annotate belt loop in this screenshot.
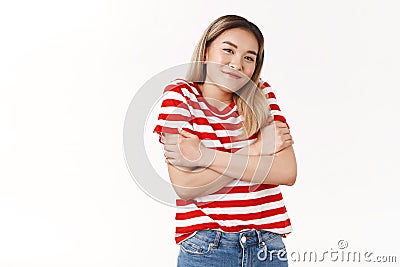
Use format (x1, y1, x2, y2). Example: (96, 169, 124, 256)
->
(256, 230, 263, 247)
(212, 230, 222, 248)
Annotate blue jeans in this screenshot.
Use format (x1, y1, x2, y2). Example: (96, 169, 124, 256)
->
(177, 229, 288, 267)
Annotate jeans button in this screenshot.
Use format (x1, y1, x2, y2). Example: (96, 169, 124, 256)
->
(241, 236, 247, 243)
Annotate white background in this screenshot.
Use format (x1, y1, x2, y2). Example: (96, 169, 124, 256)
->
(1, 0, 399, 266)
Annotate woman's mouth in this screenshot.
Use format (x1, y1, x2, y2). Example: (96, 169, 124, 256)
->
(221, 70, 242, 79)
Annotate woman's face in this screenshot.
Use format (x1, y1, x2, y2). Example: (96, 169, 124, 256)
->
(204, 27, 259, 92)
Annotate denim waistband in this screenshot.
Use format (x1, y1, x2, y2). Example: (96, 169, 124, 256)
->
(191, 229, 282, 247)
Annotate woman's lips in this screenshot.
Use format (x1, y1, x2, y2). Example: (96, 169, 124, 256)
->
(221, 70, 242, 79)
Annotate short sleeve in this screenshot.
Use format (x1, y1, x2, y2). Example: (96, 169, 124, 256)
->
(153, 81, 195, 144)
(258, 78, 290, 128)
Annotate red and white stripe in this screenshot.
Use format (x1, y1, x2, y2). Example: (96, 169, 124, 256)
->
(154, 78, 292, 244)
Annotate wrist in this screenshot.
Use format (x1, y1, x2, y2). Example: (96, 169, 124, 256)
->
(248, 143, 260, 156)
(199, 146, 215, 168)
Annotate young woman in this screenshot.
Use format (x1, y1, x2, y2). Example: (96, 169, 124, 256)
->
(154, 15, 296, 267)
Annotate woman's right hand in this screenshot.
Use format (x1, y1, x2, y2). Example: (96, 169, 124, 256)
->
(251, 120, 294, 155)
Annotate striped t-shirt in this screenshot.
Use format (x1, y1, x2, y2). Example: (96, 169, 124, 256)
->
(153, 78, 292, 244)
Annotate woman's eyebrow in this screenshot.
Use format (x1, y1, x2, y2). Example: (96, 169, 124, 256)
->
(222, 41, 258, 56)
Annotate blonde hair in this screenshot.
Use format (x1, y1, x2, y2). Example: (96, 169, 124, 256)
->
(186, 15, 270, 138)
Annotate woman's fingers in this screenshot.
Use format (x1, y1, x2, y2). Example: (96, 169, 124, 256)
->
(274, 121, 288, 128)
(179, 130, 197, 138)
(277, 127, 290, 135)
(281, 133, 292, 141)
(280, 134, 293, 145)
(257, 120, 294, 154)
(164, 130, 197, 145)
(164, 137, 178, 145)
(163, 144, 178, 152)
(276, 132, 294, 151)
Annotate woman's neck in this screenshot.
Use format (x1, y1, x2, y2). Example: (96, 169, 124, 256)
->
(198, 83, 233, 110)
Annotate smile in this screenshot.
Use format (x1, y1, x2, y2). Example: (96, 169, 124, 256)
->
(221, 70, 242, 79)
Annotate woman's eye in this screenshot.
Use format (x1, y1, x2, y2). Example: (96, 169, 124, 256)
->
(245, 56, 255, 62)
(223, 48, 233, 54)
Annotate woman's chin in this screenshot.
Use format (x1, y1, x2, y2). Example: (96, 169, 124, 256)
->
(206, 75, 248, 93)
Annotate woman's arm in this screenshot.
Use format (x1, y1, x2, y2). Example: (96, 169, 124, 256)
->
(164, 133, 239, 200)
(167, 163, 235, 200)
(164, 121, 297, 187)
(166, 143, 296, 200)
(166, 134, 273, 200)
(209, 145, 297, 185)
(208, 120, 297, 185)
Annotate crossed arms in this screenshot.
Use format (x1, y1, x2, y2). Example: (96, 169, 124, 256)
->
(163, 120, 297, 200)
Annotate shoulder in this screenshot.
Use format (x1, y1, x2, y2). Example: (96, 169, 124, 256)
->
(258, 77, 289, 124)
(257, 77, 271, 90)
(257, 77, 278, 100)
(162, 78, 201, 97)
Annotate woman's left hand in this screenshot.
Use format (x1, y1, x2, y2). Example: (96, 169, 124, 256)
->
(164, 130, 214, 169)
(251, 120, 294, 155)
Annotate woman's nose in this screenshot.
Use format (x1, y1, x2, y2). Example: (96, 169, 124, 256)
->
(229, 57, 242, 71)
(229, 62, 242, 71)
